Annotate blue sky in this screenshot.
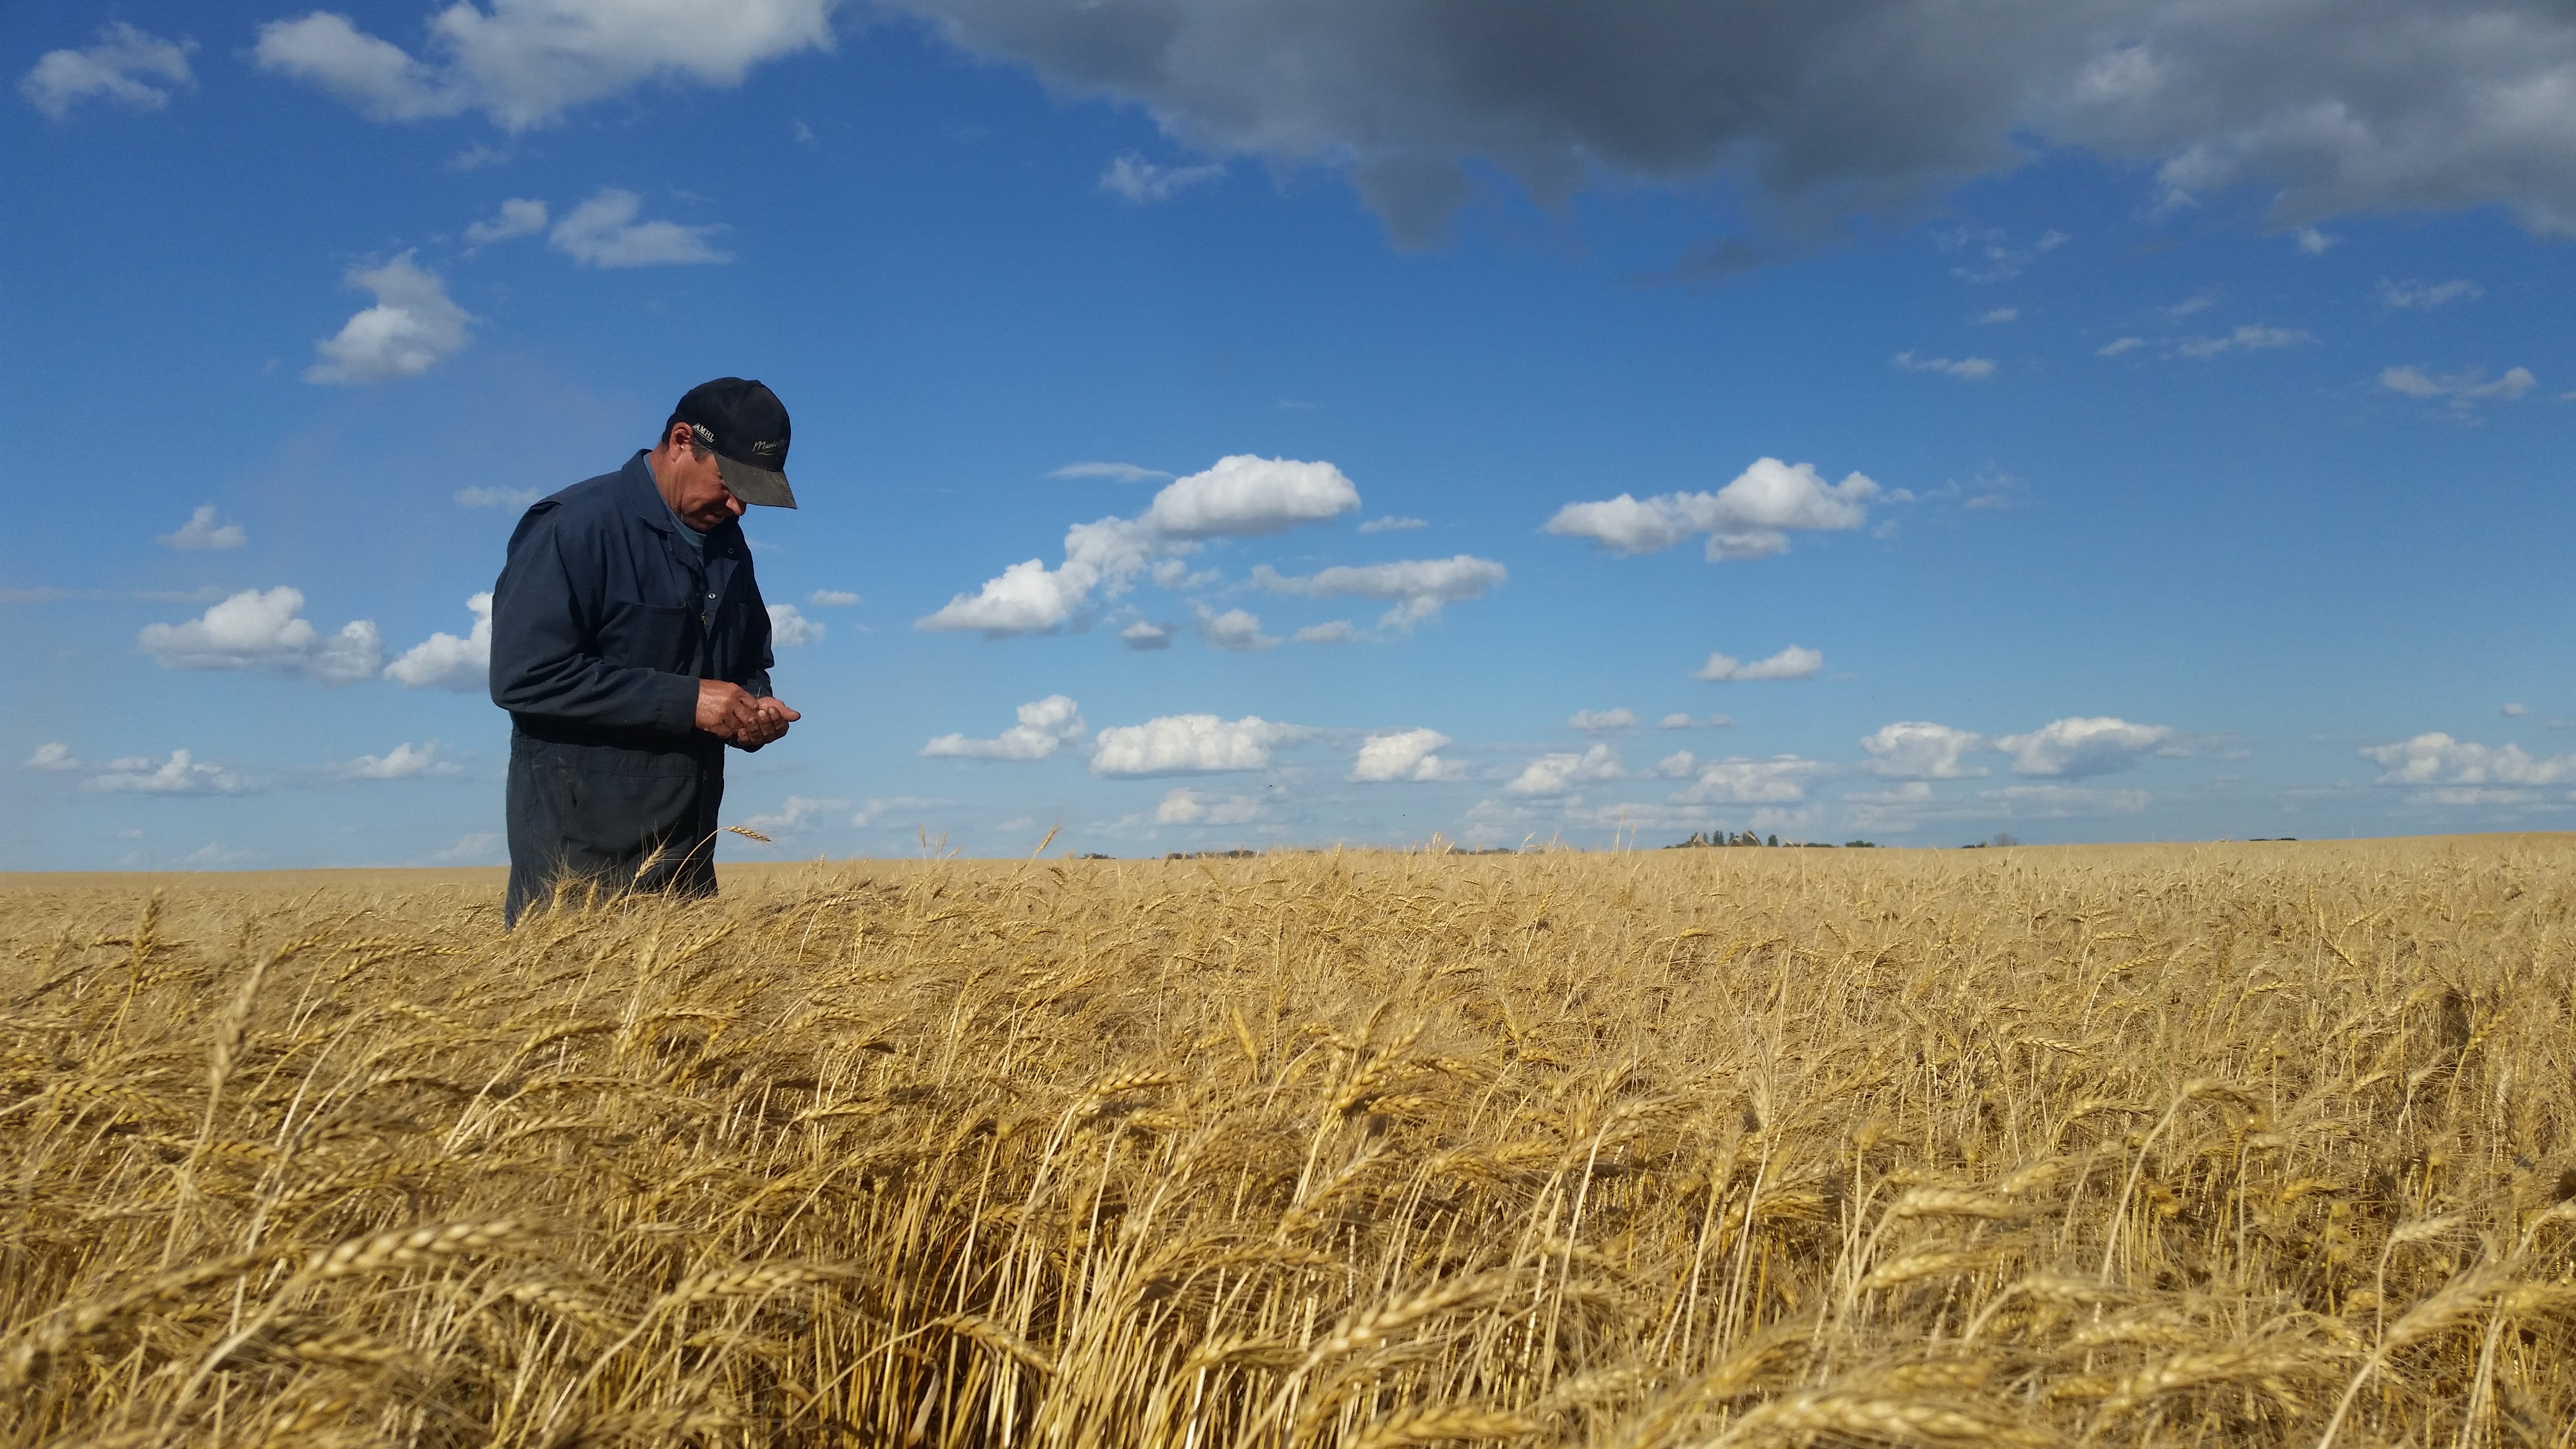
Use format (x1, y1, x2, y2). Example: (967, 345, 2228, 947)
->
(7, 0, 2575, 868)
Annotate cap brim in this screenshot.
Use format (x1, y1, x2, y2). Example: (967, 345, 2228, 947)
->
(717, 454, 797, 509)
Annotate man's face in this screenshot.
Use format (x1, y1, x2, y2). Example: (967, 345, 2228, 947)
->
(662, 432, 744, 532)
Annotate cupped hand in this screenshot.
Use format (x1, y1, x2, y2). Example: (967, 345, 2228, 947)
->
(736, 696, 800, 748)
(694, 680, 764, 740)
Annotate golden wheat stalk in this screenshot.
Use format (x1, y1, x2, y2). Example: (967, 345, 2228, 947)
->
(936, 1312, 1057, 1375)
(1858, 1248, 1997, 1292)
(306, 1219, 527, 1278)
(1709, 1389, 2062, 1448)
(1300, 1272, 1514, 1368)
(1348, 1405, 1539, 1449)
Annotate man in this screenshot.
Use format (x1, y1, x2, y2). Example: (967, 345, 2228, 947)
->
(489, 377, 804, 926)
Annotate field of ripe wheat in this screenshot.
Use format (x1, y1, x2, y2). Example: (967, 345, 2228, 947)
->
(2, 840, 2572, 1449)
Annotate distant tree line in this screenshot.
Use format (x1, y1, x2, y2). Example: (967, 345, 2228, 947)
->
(1666, 833, 1877, 849)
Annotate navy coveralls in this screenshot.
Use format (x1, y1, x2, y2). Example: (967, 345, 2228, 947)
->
(489, 451, 775, 926)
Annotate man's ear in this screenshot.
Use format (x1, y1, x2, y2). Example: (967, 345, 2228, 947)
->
(660, 421, 692, 451)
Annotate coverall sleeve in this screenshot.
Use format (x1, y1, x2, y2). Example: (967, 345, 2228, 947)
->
(740, 571, 775, 700)
(726, 570, 778, 752)
(488, 505, 700, 735)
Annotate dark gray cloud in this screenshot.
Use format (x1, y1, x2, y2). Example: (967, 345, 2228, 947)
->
(882, 0, 2576, 247)
(2050, 2, 2576, 232)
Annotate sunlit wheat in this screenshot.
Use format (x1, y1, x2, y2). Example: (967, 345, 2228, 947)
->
(0, 838, 2569, 1446)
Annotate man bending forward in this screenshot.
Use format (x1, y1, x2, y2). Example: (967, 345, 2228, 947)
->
(489, 377, 803, 926)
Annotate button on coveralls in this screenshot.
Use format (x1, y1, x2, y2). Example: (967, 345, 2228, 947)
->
(489, 451, 775, 926)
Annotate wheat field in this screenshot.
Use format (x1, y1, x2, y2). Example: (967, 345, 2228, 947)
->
(2, 839, 2571, 1448)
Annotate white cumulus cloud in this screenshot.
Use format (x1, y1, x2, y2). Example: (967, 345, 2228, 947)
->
(140, 587, 383, 683)
(920, 556, 1100, 635)
(2360, 733, 2576, 787)
(254, 12, 465, 121)
(307, 252, 472, 384)
(922, 694, 1088, 761)
(1156, 788, 1265, 824)
(253, 0, 836, 131)
(332, 741, 464, 780)
(1506, 742, 1626, 795)
(85, 749, 249, 795)
(1194, 604, 1279, 652)
(1351, 728, 1461, 782)
(1050, 461, 1172, 482)
(1250, 554, 1507, 629)
(1943, 225, 2067, 283)
(1150, 559, 1220, 590)
(1100, 153, 1226, 202)
(2379, 365, 2536, 407)
(464, 197, 548, 246)
(1892, 351, 1996, 380)
(738, 794, 852, 835)
(1546, 458, 1878, 562)
(1120, 620, 1174, 650)
(768, 603, 823, 645)
(1141, 455, 1361, 537)
(1861, 722, 1989, 778)
(2173, 325, 2310, 359)
(21, 23, 194, 119)
(850, 796, 949, 828)
(549, 189, 729, 267)
(160, 505, 246, 551)
(1091, 714, 1305, 776)
(1845, 778, 2158, 832)
(384, 593, 492, 690)
(807, 589, 862, 607)
(1569, 708, 1638, 733)
(1996, 716, 2175, 777)
(1695, 646, 1823, 682)
(920, 455, 1360, 636)
(1357, 515, 1427, 533)
(1671, 756, 1830, 805)
(2377, 278, 2481, 309)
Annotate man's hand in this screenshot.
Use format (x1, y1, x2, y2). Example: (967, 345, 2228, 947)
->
(736, 695, 800, 748)
(695, 680, 765, 740)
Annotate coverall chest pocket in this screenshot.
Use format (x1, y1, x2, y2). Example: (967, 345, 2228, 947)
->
(598, 599, 695, 674)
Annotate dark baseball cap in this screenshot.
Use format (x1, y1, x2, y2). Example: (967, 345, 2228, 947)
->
(670, 377, 796, 508)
